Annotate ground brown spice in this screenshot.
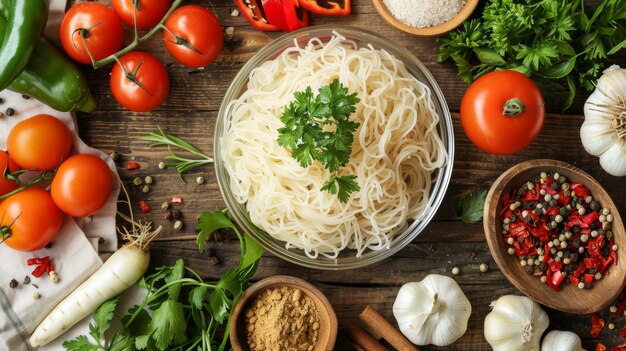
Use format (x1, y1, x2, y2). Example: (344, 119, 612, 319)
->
(245, 286, 319, 351)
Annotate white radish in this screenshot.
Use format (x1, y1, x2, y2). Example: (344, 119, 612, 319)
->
(29, 184, 161, 348)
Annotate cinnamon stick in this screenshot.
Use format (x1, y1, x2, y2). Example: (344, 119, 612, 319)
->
(359, 305, 420, 351)
(343, 320, 388, 351)
(349, 339, 368, 351)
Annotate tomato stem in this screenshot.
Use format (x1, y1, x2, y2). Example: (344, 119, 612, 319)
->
(160, 25, 206, 56)
(0, 171, 56, 201)
(92, 0, 184, 69)
(503, 98, 525, 117)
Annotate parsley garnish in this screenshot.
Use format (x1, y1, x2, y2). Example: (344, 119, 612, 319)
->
(453, 189, 488, 224)
(277, 79, 361, 203)
(437, 0, 626, 110)
(63, 210, 263, 351)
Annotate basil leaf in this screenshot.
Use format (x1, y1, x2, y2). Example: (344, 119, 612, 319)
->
(473, 48, 505, 65)
(540, 57, 577, 79)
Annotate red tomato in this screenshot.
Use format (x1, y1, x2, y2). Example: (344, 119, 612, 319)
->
(51, 154, 113, 217)
(0, 151, 18, 197)
(163, 5, 223, 68)
(0, 187, 63, 252)
(7, 114, 73, 171)
(110, 51, 169, 112)
(460, 70, 545, 155)
(60, 3, 124, 64)
(111, 0, 170, 30)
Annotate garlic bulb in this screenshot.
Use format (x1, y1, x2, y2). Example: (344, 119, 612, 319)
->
(484, 295, 549, 351)
(581, 65, 626, 176)
(392, 274, 471, 346)
(541, 330, 586, 351)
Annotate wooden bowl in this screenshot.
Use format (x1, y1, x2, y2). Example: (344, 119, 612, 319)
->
(372, 0, 479, 37)
(230, 275, 338, 351)
(484, 159, 626, 314)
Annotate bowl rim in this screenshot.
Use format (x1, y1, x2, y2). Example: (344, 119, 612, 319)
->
(483, 159, 626, 314)
(372, 0, 480, 37)
(214, 25, 455, 270)
(229, 275, 338, 351)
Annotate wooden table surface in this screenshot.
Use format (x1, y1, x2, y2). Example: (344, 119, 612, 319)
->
(75, 1, 626, 350)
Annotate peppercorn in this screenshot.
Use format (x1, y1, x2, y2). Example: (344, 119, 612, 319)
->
(133, 177, 143, 186)
(451, 267, 460, 275)
(572, 226, 581, 234)
(158, 162, 166, 169)
(611, 305, 618, 313)
(109, 151, 120, 161)
(161, 202, 169, 210)
(479, 263, 488, 272)
(578, 282, 585, 289)
(23, 276, 30, 284)
(32, 291, 40, 299)
(174, 220, 183, 231)
(5, 108, 14, 116)
(22, 94, 30, 99)
(609, 323, 615, 330)
(570, 253, 578, 262)
(590, 201, 600, 211)
(141, 185, 150, 193)
(196, 176, 205, 185)
(50, 271, 59, 284)
(524, 265, 534, 274)
(173, 210, 182, 219)
(206, 248, 215, 257)
(9, 279, 18, 288)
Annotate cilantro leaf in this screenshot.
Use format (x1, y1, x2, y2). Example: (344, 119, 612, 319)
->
(148, 300, 187, 350)
(277, 79, 361, 202)
(452, 189, 487, 224)
(164, 259, 185, 301)
(62, 335, 99, 351)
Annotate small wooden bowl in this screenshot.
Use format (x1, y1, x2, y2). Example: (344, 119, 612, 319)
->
(484, 159, 626, 314)
(230, 275, 338, 351)
(372, 0, 479, 37)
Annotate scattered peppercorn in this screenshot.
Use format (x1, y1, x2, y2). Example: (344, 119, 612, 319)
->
(23, 276, 30, 285)
(161, 202, 170, 210)
(141, 185, 150, 193)
(109, 151, 120, 161)
(5, 108, 14, 116)
(609, 322, 615, 330)
(451, 267, 460, 275)
(479, 263, 488, 273)
(9, 279, 18, 288)
(164, 210, 173, 221)
(44, 242, 53, 249)
(174, 220, 183, 231)
(173, 210, 182, 219)
(133, 177, 143, 186)
(21, 94, 30, 99)
(144, 176, 153, 184)
(158, 162, 166, 169)
(32, 291, 40, 299)
(49, 271, 59, 284)
(196, 176, 205, 185)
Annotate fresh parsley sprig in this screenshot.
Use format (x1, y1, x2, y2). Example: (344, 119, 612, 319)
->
(63, 210, 263, 351)
(437, 0, 626, 110)
(277, 79, 361, 202)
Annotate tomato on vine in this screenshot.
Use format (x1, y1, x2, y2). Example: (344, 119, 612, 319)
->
(110, 51, 169, 112)
(51, 154, 113, 217)
(112, 0, 170, 30)
(7, 114, 73, 171)
(163, 5, 223, 68)
(0, 187, 63, 252)
(60, 3, 124, 65)
(460, 70, 545, 155)
(0, 151, 18, 197)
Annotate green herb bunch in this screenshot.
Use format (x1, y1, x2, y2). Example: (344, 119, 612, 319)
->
(437, 0, 626, 110)
(277, 79, 361, 202)
(63, 210, 263, 351)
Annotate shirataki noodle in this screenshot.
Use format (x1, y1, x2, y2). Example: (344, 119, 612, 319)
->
(221, 34, 447, 258)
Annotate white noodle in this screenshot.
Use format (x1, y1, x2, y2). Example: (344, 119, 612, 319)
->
(221, 34, 448, 258)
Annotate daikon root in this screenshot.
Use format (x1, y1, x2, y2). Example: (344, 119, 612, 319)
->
(29, 183, 162, 348)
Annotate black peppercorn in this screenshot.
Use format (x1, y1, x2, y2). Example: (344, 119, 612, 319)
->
(525, 265, 534, 274)
(9, 279, 18, 288)
(602, 245, 610, 257)
(509, 214, 517, 222)
(589, 268, 598, 274)
(172, 209, 182, 219)
(550, 182, 559, 190)
(5, 108, 14, 116)
(23, 276, 30, 284)
(573, 237, 581, 248)
(570, 253, 578, 262)
(571, 226, 581, 234)
(21, 94, 30, 99)
(534, 208, 543, 216)
(590, 201, 600, 211)
(559, 207, 569, 216)
(589, 221, 598, 230)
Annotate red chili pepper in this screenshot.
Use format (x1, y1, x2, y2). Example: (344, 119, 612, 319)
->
(582, 211, 600, 224)
(546, 207, 559, 216)
(614, 341, 626, 350)
(172, 196, 183, 203)
(548, 269, 564, 291)
(298, 0, 351, 16)
(557, 193, 570, 206)
(47, 264, 55, 273)
(596, 344, 606, 351)
(587, 235, 604, 257)
(584, 273, 595, 284)
(571, 183, 591, 198)
(262, 0, 290, 31)
(27, 258, 42, 265)
(584, 257, 601, 270)
(570, 275, 579, 286)
(573, 263, 586, 278)
(126, 161, 140, 170)
(590, 313, 605, 338)
(235, 0, 281, 31)
(31, 264, 47, 278)
(139, 200, 151, 213)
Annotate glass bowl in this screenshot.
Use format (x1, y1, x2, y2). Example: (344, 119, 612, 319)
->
(214, 25, 454, 270)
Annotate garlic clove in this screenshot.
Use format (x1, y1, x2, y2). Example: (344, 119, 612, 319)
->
(580, 119, 617, 156)
(540, 330, 585, 351)
(599, 137, 626, 176)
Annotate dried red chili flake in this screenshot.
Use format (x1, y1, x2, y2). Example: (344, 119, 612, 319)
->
(139, 200, 151, 213)
(126, 161, 140, 170)
(27, 256, 52, 278)
(613, 342, 626, 351)
(596, 344, 607, 351)
(171, 196, 183, 203)
(591, 313, 605, 338)
(501, 171, 616, 290)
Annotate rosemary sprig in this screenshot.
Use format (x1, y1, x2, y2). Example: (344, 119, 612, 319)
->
(141, 127, 213, 181)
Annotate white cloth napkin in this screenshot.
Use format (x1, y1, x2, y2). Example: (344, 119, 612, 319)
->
(0, 2, 120, 350)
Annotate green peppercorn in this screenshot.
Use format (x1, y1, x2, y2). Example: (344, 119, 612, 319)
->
(133, 177, 143, 186)
(144, 176, 153, 184)
(174, 220, 183, 231)
(142, 185, 150, 193)
(161, 202, 169, 210)
(158, 162, 166, 169)
(196, 176, 205, 185)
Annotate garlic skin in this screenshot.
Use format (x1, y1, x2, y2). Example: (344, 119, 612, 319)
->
(392, 274, 471, 346)
(541, 330, 586, 351)
(484, 295, 549, 351)
(581, 65, 626, 176)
